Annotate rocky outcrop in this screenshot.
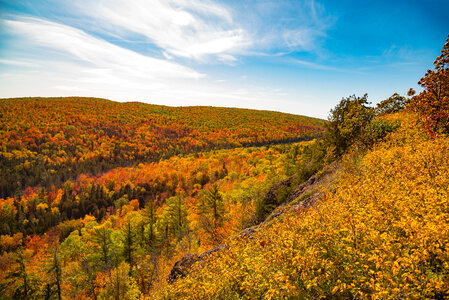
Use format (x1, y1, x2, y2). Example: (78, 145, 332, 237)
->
(264, 161, 340, 223)
(286, 160, 339, 209)
(167, 245, 229, 283)
(263, 174, 297, 203)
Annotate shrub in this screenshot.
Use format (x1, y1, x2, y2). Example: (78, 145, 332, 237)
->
(360, 118, 400, 146)
(375, 93, 407, 115)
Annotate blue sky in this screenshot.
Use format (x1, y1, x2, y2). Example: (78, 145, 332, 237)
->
(0, 0, 448, 118)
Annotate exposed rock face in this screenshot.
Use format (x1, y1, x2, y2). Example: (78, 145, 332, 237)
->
(167, 161, 340, 283)
(237, 227, 258, 239)
(167, 245, 228, 283)
(263, 174, 297, 204)
(285, 161, 339, 210)
(167, 254, 199, 283)
(262, 161, 339, 224)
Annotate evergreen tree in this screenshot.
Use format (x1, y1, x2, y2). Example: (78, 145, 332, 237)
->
(3, 249, 38, 299)
(44, 246, 62, 300)
(159, 194, 189, 252)
(92, 226, 113, 271)
(198, 184, 226, 245)
(97, 262, 141, 300)
(122, 221, 136, 268)
(140, 199, 157, 251)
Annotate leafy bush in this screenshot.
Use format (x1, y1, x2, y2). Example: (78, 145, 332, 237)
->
(375, 93, 407, 115)
(360, 118, 400, 146)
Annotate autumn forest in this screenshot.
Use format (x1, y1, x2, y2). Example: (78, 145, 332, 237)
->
(0, 20, 448, 300)
(0, 97, 326, 298)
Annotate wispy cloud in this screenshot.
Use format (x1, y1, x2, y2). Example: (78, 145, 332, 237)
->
(233, 0, 334, 56)
(0, 0, 341, 118)
(79, 0, 249, 60)
(2, 16, 203, 80)
(63, 0, 333, 61)
(282, 29, 323, 52)
(0, 59, 38, 67)
(0, 15, 322, 116)
(292, 58, 364, 74)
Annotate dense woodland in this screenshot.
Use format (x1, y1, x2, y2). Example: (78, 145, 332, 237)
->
(0, 36, 448, 299)
(0, 99, 324, 199)
(162, 35, 449, 299)
(0, 141, 308, 299)
(0, 98, 322, 299)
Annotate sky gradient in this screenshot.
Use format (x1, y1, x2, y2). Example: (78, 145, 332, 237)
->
(0, 0, 448, 118)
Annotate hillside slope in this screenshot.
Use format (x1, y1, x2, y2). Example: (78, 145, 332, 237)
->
(0, 97, 324, 198)
(162, 112, 449, 299)
(0, 139, 318, 299)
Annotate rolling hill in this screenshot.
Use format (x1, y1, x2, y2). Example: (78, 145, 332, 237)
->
(0, 97, 324, 199)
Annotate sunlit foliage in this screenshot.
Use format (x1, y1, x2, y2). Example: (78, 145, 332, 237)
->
(0, 141, 308, 299)
(163, 112, 449, 299)
(0, 97, 324, 198)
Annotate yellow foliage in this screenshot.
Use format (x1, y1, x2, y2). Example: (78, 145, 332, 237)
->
(36, 202, 48, 212)
(162, 113, 449, 299)
(0, 197, 17, 218)
(81, 214, 97, 226)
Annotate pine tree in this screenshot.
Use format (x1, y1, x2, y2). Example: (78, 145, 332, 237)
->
(198, 184, 226, 245)
(122, 221, 136, 268)
(158, 194, 189, 254)
(44, 246, 62, 300)
(140, 199, 157, 251)
(92, 226, 113, 271)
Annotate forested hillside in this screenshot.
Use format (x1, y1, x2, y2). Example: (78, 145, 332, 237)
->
(0, 98, 324, 198)
(0, 97, 323, 299)
(163, 112, 449, 299)
(0, 141, 312, 299)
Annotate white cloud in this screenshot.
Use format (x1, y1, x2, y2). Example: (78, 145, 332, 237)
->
(0, 59, 39, 67)
(0, 15, 325, 116)
(292, 58, 364, 73)
(2, 17, 203, 80)
(233, 0, 333, 56)
(283, 29, 320, 51)
(53, 85, 88, 92)
(83, 0, 249, 60)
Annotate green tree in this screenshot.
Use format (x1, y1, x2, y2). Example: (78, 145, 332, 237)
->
(122, 221, 136, 268)
(91, 226, 113, 271)
(43, 246, 62, 300)
(158, 195, 189, 253)
(375, 93, 407, 115)
(2, 249, 39, 299)
(60, 230, 97, 299)
(140, 199, 158, 252)
(325, 94, 374, 156)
